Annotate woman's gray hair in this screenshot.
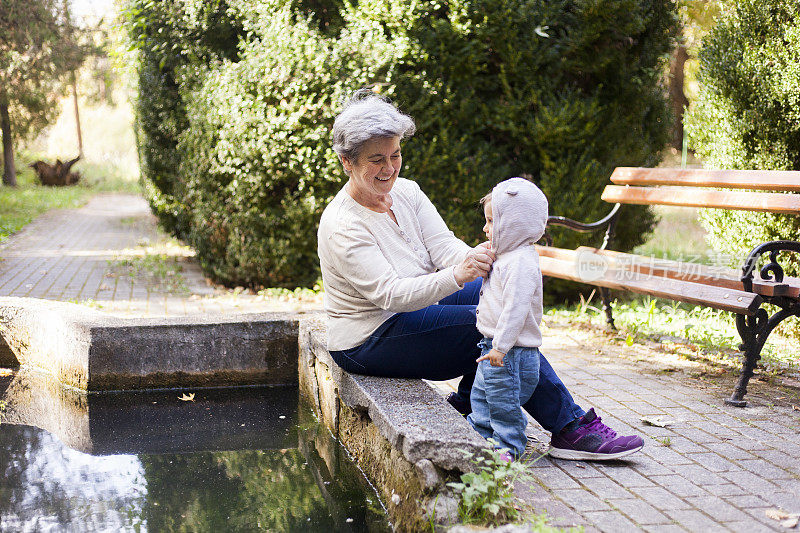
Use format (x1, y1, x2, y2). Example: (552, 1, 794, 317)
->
(332, 89, 416, 162)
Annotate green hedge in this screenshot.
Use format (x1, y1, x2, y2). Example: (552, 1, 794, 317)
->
(685, 0, 800, 265)
(178, 4, 394, 287)
(123, 0, 243, 237)
(359, 0, 677, 252)
(125, 0, 677, 289)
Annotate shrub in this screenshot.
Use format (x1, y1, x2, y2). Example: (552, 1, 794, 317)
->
(126, 0, 677, 289)
(123, 0, 243, 237)
(685, 1, 800, 265)
(177, 5, 396, 287)
(447, 444, 532, 526)
(350, 0, 677, 254)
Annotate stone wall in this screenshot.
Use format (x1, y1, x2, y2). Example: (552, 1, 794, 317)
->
(0, 297, 301, 390)
(298, 317, 487, 530)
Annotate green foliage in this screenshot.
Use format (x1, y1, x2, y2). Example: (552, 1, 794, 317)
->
(125, 0, 677, 288)
(447, 443, 532, 525)
(176, 5, 394, 287)
(685, 1, 800, 269)
(546, 296, 800, 372)
(0, 0, 87, 141)
(121, 0, 243, 237)
(359, 0, 677, 255)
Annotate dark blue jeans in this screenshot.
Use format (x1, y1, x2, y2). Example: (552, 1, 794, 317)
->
(329, 279, 585, 434)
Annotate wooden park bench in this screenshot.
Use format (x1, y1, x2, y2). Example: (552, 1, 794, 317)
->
(538, 167, 800, 407)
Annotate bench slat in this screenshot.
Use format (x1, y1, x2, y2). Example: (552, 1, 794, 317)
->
(538, 253, 763, 315)
(573, 247, 800, 298)
(601, 185, 800, 214)
(611, 167, 800, 192)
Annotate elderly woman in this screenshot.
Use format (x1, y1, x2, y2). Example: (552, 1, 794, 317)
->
(317, 90, 644, 460)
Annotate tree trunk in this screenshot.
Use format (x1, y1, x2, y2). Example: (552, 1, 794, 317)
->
(669, 44, 690, 151)
(0, 101, 17, 187)
(71, 71, 83, 157)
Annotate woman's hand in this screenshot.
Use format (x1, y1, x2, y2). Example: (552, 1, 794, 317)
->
(476, 348, 506, 367)
(454, 241, 495, 285)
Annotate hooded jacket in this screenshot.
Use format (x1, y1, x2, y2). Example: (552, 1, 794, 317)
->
(476, 177, 548, 353)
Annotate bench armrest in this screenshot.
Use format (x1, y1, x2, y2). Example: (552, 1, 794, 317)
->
(543, 203, 621, 248)
(741, 240, 800, 294)
(547, 203, 621, 233)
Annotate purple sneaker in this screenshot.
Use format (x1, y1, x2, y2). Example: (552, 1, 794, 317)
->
(549, 408, 644, 460)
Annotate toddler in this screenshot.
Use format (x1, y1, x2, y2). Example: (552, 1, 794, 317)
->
(467, 177, 548, 459)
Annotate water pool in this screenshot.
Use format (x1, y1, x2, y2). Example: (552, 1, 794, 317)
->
(0, 374, 391, 532)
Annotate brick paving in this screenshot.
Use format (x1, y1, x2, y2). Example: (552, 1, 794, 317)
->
(0, 194, 319, 316)
(3, 194, 800, 532)
(435, 322, 800, 532)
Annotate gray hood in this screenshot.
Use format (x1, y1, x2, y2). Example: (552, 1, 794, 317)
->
(491, 177, 548, 256)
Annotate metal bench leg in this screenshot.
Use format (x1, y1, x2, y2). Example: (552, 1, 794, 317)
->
(599, 287, 616, 330)
(726, 307, 797, 407)
(725, 313, 762, 407)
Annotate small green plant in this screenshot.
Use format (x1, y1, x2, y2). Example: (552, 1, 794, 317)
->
(65, 298, 104, 309)
(109, 253, 188, 295)
(447, 443, 531, 526)
(257, 282, 324, 302)
(655, 436, 672, 447)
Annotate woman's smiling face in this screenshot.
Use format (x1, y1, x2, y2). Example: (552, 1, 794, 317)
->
(342, 136, 402, 205)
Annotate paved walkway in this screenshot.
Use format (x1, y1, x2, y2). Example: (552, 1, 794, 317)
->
(0, 194, 320, 316)
(2, 194, 799, 532)
(433, 323, 800, 532)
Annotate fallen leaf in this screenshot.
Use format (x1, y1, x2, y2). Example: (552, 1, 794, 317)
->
(767, 509, 788, 521)
(179, 392, 195, 401)
(766, 509, 797, 521)
(0, 369, 13, 377)
(781, 517, 799, 529)
(792, 405, 800, 412)
(641, 416, 675, 428)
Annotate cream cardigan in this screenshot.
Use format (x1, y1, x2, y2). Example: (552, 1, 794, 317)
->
(317, 178, 471, 351)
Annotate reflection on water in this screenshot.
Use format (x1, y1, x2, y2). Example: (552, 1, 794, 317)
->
(0, 425, 146, 531)
(0, 377, 391, 532)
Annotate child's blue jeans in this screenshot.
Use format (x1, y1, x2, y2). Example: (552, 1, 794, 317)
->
(467, 338, 540, 457)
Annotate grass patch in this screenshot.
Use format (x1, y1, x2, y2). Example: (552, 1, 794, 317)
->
(0, 149, 140, 246)
(632, 205, 713, 262)
(64, 298, 105, 310)
(546, 295, 800, 375)
(109, 252, 189, 295)
(655, 436, 672, 447)
(0, 158, 90, 245)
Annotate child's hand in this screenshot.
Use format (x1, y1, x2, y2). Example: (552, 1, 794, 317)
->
(476, 348, 506, 367)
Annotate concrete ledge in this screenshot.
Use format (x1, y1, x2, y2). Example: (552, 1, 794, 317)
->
(298, 316, 486, 529)
(0, 297, 302, 390)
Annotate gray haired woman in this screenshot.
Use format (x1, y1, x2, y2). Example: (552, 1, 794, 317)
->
(317, 89, 644, 460)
